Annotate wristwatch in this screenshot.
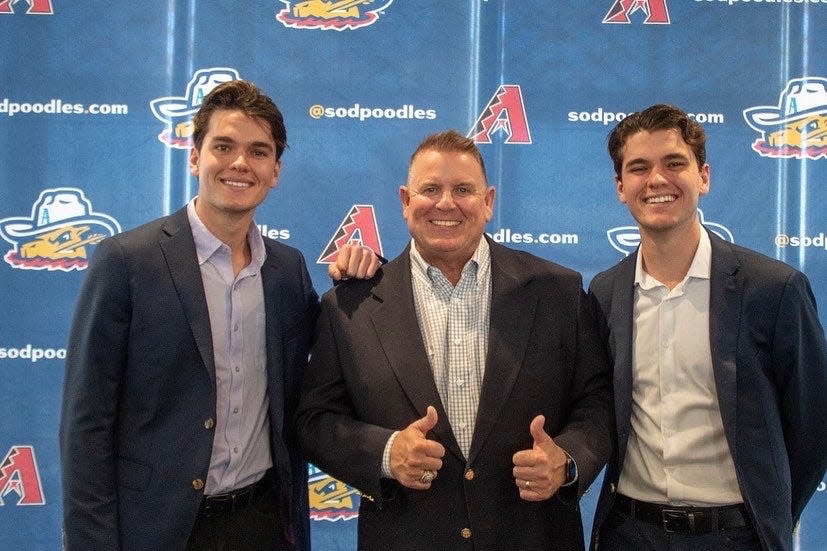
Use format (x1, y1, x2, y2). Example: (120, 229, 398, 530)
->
(564, 455, 578, 486)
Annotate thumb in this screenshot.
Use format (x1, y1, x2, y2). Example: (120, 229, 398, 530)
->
(412, 405, 439, 435)
(529, 414, 552, 447)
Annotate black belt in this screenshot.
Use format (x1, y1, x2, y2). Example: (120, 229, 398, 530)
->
(614, 494, 750, 534)
(200, 470, 273, 516)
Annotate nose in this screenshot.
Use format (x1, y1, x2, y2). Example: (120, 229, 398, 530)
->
(434, 189, 456, 209)
(230, 153, 250, 170)
(646, 168, 668, 186)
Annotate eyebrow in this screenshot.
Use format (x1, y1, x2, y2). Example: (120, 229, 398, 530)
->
(624, 152, 690, 168)
(210, 135, 275, 152)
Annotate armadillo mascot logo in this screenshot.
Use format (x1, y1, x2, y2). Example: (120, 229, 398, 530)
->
(0, 446, 45, 506)
(150, 67, 241, 149)
(318, 205, 383, 264)
(307, 464, 359, 521)
(0, 188, 120, 271)
(277, 0, 394, 31)
(603, 0, 670, 24)
(743, 77, 827, 160)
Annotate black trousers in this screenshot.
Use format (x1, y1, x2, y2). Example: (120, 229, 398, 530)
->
(187, 477, 287, 551)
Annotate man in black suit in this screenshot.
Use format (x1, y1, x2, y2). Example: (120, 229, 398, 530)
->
(298, 130, 612, 550)
(589, 104, 827, 550)
(60, 79, 378, 550)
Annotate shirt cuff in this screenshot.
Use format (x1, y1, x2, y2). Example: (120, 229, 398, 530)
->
(381, 431, 400, 478)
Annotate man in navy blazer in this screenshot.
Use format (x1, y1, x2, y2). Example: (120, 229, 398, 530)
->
(588, 104, 827, 550)
(59, 80, 377, 550)
(298, 130, 612, 549)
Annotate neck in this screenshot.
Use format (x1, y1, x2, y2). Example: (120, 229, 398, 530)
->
(639, 223, 702, 290)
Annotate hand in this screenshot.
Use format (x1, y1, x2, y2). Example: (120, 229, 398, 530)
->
(328, 243, 381, 281)
(512, 415, 567, 501)
(390, 406, 446, 490)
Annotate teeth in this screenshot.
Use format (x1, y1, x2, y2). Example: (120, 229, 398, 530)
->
(646, 195, 675, 204)
(432, 220, 460, 226)
(224, 180, 250, 188)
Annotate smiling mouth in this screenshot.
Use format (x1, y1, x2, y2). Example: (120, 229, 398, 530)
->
(221, 178, 252, 188)
(645, 195, 676, 204)
(431, 220, 460, 227)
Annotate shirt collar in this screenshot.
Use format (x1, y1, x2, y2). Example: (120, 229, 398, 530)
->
(186, 198, 266, 271)
(635, 228, 711, 289)
(409, 237, 490, 284)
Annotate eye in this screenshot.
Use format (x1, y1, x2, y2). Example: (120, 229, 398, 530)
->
(453, 186, 473, 197)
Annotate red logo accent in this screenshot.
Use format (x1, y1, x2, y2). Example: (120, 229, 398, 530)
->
(0, 0, 53, 14)
(0, 446, 45, 506)
(317, 205, 383, 264)
(470, 85, 532, 145)
(603, 0, 670, 24)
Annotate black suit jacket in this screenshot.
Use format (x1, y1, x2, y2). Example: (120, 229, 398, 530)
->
(298, 237, 612, 550)
(588, 229, 827, 551)
(60, 206, 319, 550)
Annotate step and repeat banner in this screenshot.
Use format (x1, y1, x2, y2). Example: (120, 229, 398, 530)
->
(2, 1, 827, 549)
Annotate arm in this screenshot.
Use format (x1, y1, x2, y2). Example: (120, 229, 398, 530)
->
(772, 271, 827, 523)
(296, 296, 396, 501)
(59, 238, 130, 550)
(551, 286, 614, 498)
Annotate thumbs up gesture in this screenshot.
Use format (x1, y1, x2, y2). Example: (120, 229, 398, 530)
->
(390, 406, 446, 489)
(512, 415, 568, 501)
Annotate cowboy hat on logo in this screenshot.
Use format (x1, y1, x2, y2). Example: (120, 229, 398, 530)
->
(744, 77, 827, 131)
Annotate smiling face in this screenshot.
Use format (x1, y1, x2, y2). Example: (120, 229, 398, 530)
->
(400, 149, 495, 274)
(616, 128, 710, 240)
(189, 109, 281, 230)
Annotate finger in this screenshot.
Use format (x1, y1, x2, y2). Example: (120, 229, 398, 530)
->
(363, 249, 381, 278)
(411, 405, 439, 434)
(530, 414, 552, 448)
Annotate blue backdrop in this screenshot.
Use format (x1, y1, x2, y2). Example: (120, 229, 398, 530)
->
(2, 1, 826, 549)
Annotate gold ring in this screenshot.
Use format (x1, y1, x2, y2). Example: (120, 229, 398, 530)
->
(524, 480, 531, 489)
(420, 470, 436, 484)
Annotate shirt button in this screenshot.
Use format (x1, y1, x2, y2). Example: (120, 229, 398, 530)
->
(233, 407, 239, 414)
(464, 469, 475, 481)
(192, 479, 204, 490)
(233, 447, 239, 453)
(235, 366, 240, 373)
(460, 528, 472, 539)
(204, 418, 214, 429)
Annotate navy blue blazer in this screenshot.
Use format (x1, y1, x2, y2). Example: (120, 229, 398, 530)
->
(297, 237, 613, 550)
(588, 229, 827, 551)
(60, 207, 318, 550)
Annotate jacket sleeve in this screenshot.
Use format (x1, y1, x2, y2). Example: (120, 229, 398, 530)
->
(772, 270, 827, 524)
(59, 238, 130, 550)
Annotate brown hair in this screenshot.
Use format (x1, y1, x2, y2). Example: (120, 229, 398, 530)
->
(410, 130, 488, 182)
(607, 104, 706, 176)
(191, 80, 287, 159)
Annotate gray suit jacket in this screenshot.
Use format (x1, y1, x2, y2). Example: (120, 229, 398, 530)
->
(588, 229, 827, 551)
(298, 237, 612, 550)
(60, 206, 318, 550)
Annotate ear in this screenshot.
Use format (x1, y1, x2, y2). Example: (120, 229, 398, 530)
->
(615, 176, 627, 204)
(270, 159, 282, 189)
(189, 147, 200, 178)
(484, 186, 496, 222)
(699, 163, 710, 196)
(399, 185, 411, 218)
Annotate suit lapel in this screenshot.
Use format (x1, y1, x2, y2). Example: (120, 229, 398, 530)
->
(369, 249, 463, 460)
(708, 231, 741, 445)
(467, 242, 537, 465)
(158, 208, 215, 382)
(610, 253, 637, 466)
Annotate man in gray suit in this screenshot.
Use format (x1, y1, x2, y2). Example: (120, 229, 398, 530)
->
(589, 104, 827, 550)
(298, 130, 612, 550)
(59, 80, 378, 550)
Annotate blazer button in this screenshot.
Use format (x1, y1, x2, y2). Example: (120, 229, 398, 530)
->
(192, 479, 204, 491)
(460, 528, 472, 539)
(204, 418, 215, 430)
(464, 469, 475, 481)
